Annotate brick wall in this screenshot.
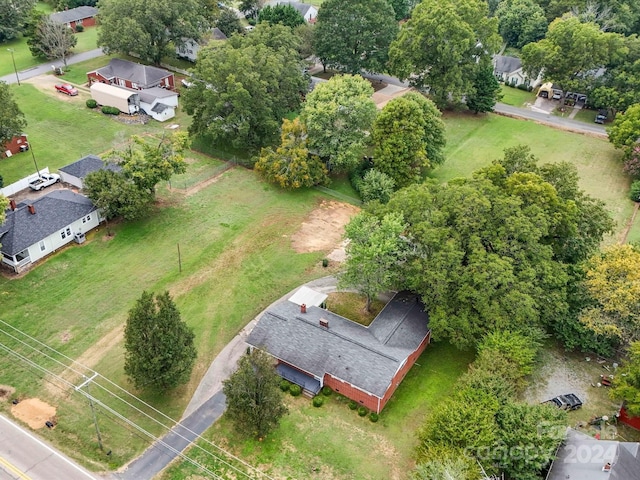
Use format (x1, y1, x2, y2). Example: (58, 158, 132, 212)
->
(323, 374, 381, 413)
(2, 135, 28, 157)
(620, 406, 640, 430)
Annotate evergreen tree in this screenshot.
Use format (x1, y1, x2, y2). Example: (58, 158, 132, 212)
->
(466, 64, 502, 114)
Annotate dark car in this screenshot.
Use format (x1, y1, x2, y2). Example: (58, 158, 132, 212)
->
(544, 393, 583, 411)
(595, 109, 608, 124)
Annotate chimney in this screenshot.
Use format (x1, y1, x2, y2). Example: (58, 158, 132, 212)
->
(28, 205, 35, 215)
(319, 319, 329, 328)
(9, 199, 16, 210)
(300, 303, 306, 314)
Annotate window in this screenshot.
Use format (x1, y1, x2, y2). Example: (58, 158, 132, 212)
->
(87, 215, 90, 221)
(62, 227, 71, 239)
(61, 231, 66, 239)
(66, 227, 71, 236)
(82, 217, 86, 224)
(131, 83, 138, 89)
(39, 241, 45, 252)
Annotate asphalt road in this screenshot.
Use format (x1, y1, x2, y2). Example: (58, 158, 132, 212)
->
(0, 415, 101, 480)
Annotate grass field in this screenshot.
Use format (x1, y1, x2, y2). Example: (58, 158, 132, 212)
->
(499, 84, 536, 107)
(437, 112, 631, 242)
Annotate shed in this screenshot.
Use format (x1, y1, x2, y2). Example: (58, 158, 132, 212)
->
(137, 87, 179, 122)
(90, 83, 140, 114)
(59, 155, 122, 189)
(2, 134, 28, 158)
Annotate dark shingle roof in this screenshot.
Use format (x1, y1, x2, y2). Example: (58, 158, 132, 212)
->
(0, 190, 97, 256)
(211, 28, 227, 41)
(137, 87, 178, 104)
(247, 291, 430, 397)
(494, 55, 522, 75)
(59, 155, 121, 179)
(151, 103, 170, 113)
(92, 59, 171, 89)
(50, 6, 98, 24)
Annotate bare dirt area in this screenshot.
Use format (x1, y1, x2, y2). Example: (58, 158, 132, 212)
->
(11, 398, 56, 429)
(0, 385, 15, 401)
(23, 75, 89, 104)
(291, 200, 360, 254)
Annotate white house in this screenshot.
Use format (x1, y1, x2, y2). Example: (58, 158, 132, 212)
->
(59, 155, 122, 189)
(0, 190, 100, 273)
(264, 1, 318, 22)
(176, 27, 227, 62)
(138, 87, 179, 122)
(493, 55, 541, 88)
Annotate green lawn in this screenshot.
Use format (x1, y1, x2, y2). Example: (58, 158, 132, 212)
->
(437, 112, 632, 242)
(160, 341, 474, 480)
(499, 84, 536, 107)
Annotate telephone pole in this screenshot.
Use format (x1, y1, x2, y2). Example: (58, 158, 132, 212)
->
(76, 373, 104, 451)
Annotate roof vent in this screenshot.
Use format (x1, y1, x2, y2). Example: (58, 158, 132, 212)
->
(319, 319, 329, 328)
(300, 303, 306, 314)
(28, 205, 35, 215)
(9, 199, 16, 210)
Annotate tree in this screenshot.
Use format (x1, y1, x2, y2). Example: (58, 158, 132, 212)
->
(372, 95, 429, 188)
(111, 133, 188, 195)
(97, 0, 209, 65)
(608, 103, 640, 152)
(294, 23, 314, 59)
(466, 63, 502, 114)
(258, 4, 304, 28)
(215, 7, 243, 38)
(0, 0, 35, 42)
(255, 118, 329, 189)
(27, 16, 77, 67)
(581, 245, 640, 344)
(124, 291, 197, 390)
(339, 212, 407, 311)
(222, 348, 288, 438)
(83, 169, 152, 222)
(496, 0, 548, 49)
(521, 16, 624, 94)
(413, 446, 482, 480)
(183, 24, 306, 151)
(300, 74, 377, 172)
(238, 0, 264, 19)
(0, 82, 27, 147)
(387, 0, 418, 21)
(408, 92, 447, 167)
(358, 169, 395, 204)
(389, 0, 501, 107)
(313, 0, 398, 74)
(611, 341, 640, 416)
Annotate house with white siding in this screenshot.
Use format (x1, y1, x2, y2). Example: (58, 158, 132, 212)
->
(0, 190, 100, 273)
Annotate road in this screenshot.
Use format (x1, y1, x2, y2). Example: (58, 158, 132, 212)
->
(0, 48, 105, 85)
(0, 415, 101, 480)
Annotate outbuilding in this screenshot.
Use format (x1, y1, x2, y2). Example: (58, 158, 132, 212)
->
(59, 155, 122, 189)
(90, 83, 140, 114)
(138, 87, 179, 122)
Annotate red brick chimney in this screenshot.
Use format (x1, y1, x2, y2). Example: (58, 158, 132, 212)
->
(28, 205, 35, 215)
(319, 319, 329, 328)
(300, 303, 306, 314)
(9, 199, 16, 210)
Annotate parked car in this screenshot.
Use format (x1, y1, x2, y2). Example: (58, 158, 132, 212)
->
(55, 84, 78, 96)
(552, 91, 563, 100)
(595, 109, 608, 124)
(29, 173, 61, 191)
(543, 393, 583, 411)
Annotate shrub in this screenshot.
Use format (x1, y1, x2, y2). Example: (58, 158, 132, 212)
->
(369, 412, 379, 422)
(322, 258, 329, 268)
(359, 169, 395, 204)
(358, 406, 368, 417)
(630, 181, 640, 202)
(75, 24, 84, 32)
(312, 396, 324, 407)
(248, 18, 256, 26)
(348, 400, 357, 410)
(289, 384, 302, 397)
(279, 379, 291, 392)
(101, 106, 120, 115)
(86, 99, 97, 108)
(516, 83, 529, 91)
(478, 330, 543, 378)
(321, 386, 332, 396)
(623, 148, 640, 178)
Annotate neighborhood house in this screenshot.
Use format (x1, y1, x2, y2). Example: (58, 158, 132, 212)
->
(49, 5, 98, 29)
(0, 190, 100, 273)
(247, 288, 431, 413)
(177, 27, 227, 63)
(87, 59, 175, 91)
(59, 154, 122, 189)
(493, 54, 541, 88)
(264, 1, 319, 23)
(138, 87, 179, 122)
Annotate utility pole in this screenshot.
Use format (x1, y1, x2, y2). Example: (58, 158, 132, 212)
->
(29, 140, 41, 177)
(76, 373, 104, 451)
(7, 49, 20, 86)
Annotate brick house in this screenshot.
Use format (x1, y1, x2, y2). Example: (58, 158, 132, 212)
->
(2, 134, 29, 158)
(49, 6, 98, 29)
(87, 59, 175, 91)
(247, 289, 431, 413)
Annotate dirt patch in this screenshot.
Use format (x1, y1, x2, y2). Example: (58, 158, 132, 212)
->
(0, 385, 15, 401)
(182, 164, 234, 196)
(23, 75, 89, 104)
(11, 398, 56, 429)
(291, 201, 360, 254)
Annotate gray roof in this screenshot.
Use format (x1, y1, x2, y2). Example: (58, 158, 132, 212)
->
(59, 155, 121, 179)
(247, 291, 430, 397)
(91, 59, 172, 89)
(494, 55, 522, 75)
(137, 87, 178, 104)
(547, 428, 640, 480)
(151, 103, 171, 113)
(211, 27, 227, 41)
(50, 6, 98, 24)
(0, 190, 97, 256)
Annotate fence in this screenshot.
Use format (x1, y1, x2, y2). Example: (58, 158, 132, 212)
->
(0, 167, 50, 197)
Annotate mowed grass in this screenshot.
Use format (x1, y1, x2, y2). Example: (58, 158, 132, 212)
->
(0, 168, 329, 469)
(436, 112, 632, 242)
(160, 341, 474, 480)
(499, 84, 536, 107)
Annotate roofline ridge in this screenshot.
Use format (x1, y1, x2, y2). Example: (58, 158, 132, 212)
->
(379, 300, 418, 345)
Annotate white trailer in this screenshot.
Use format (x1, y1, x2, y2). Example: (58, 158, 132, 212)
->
(90, 83, 140, 114)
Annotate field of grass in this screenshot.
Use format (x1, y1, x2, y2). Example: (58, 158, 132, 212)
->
(499, 84, 536, 107)
(160, 341, 474, 480)
(437, 112, 632, 242)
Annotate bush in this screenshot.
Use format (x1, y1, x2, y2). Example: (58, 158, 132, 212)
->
(101, 106, 120, 115)
(624, 149, 640, 179)
(289, 384, 302, 397)
(312, 396, 324, 407)
(348, 400, 357, 410)
(631, 181, 640, 202)
(321, 386, 332, 396)
(75, 24, 84, 32)
(248, 18, 256, 26)
(322, 258, 329, 268)
(359, 169, 395, 204)
(279, 379, 291, 392)
(86, 99, 97, 109)
(369, 412, 379, 422)
(358, 406, 368, 417)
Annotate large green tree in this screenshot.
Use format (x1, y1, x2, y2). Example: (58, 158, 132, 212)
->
(0, 82, 27, 147)
(97, 0, 209, 64)
(0, 0, 35, 42)
(466, 63, 502, 114)
(339, 212, 408, 311)
(611, 341, 640, 416)
(183, 23, 306, 151)
(496, 0, 548, 49)
(27, 16, 77, 67)
(223, 348, 288, 438)
(314, 0, 398, 74)
(608, 103, 640, 152)
(389, 0, 501, 107)
(299, 74, 377, 172)
(258, 4, 304, 28)
(83, 169, 152, 222)
(124, 291, 197, 390)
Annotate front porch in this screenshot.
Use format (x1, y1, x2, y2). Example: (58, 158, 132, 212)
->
(276, 363, 321, 396)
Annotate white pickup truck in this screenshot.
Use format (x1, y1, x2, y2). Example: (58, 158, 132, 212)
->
(29, 173, 61, 191)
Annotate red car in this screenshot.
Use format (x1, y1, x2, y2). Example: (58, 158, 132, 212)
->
(55, 83, 78, 96)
